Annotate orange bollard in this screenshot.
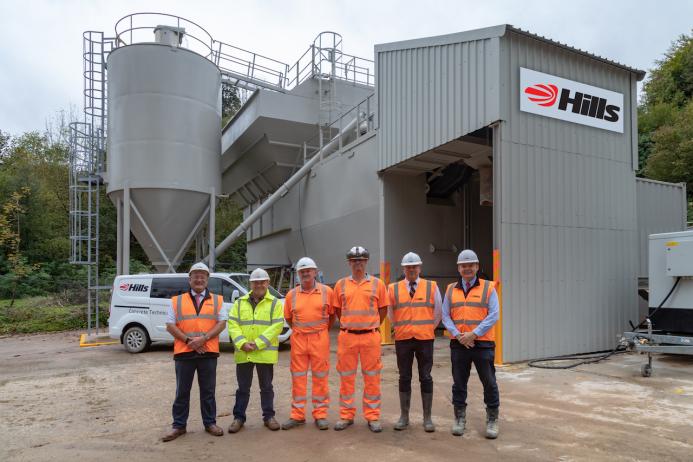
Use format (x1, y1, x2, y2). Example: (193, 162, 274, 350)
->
(379, 261, 394, 345)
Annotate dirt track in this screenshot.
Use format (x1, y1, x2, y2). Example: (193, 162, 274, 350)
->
(1, 330, 692, 461)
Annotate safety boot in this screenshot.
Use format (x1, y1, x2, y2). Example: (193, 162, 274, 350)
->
(393, 391, 411, 431)
(315, 419, 329, 430)
(451, 405, 466, 436)
(281, 418, 305, 430)
(333, 419, 354, 431)
(367, 420, 383, 433)
(485, 407, 499, 439)
(422, 391, 435, 432)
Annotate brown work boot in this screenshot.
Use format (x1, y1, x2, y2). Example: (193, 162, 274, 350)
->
(228, 419, 244, 433)
(205, 424, 224, 436)
(264, 417, 280, 431)
(161, 427, 186, 442)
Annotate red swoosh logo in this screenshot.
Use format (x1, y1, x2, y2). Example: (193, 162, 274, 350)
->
(524, 84, 558, 107)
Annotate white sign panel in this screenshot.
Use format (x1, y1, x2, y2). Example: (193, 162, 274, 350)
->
(520, 67, 624, 133)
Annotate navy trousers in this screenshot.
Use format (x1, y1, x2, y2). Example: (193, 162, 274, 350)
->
(395, 338, 434, 393)
(450, 340, 500, 408)
(233, 362, 275, 422)
(172, 357, 217, 428)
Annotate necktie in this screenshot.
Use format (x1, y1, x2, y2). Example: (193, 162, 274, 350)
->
(196, 293, 202, 308)
(409, 282, 416, 299)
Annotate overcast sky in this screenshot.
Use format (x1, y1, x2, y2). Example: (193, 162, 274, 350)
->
(0, 0, 691, 136)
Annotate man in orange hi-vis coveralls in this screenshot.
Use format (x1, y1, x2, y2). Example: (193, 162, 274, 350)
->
(333, 246, 389, 433)
(281, 257, 336, 431)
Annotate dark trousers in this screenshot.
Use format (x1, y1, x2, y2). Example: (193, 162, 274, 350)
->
(172, 357, 217, 428)
(233, 362, 275, 422)
(450, 341, 500, 409)
(395, 338, 434, 393)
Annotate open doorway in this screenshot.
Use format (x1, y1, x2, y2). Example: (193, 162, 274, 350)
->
(381, 125, 494, 287)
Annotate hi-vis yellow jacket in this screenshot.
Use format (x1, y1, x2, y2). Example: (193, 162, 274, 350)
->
(228, 291, 284, 364)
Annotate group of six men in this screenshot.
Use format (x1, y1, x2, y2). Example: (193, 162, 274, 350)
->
(162, 246, 500, 442)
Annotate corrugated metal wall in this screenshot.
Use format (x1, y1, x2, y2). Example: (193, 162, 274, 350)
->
(376, 36, 501, 170)
(636, 178, 687, 278)
(497, 31, 640, 361)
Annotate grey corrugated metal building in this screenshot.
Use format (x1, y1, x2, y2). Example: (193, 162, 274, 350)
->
(377, 25, 644, 361)
(636, 178, 687, 278)
(225, 25, 688, 362)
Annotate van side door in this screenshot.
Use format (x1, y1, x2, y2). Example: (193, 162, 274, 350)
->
(150, 277, 190, 340)
(208, 277, 241, 343)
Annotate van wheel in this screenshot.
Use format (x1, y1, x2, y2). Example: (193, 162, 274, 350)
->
(123, 326, 150, 353)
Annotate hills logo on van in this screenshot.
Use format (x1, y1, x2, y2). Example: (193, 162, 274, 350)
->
(119, 282, 149, 292)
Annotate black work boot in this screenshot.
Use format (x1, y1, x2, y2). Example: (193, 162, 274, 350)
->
(421, 391, 435, 432)
(451, 405, 466, 436)
(485, 407, 499, 439)
(394, 391, 411, 431)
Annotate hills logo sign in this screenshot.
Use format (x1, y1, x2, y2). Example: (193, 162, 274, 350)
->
(119, 282, 149, 292)
(520, 68, 624, 133)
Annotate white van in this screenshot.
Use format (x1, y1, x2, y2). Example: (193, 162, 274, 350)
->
(108, 272, 291, 353)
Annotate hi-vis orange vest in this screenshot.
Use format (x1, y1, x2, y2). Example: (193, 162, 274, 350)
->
(287, 283, 330, 333)
(172, 292, 223, 355)
(389, 279, 437, 341)
(445, 279, 495, 342)
(337, 276, 385, 330)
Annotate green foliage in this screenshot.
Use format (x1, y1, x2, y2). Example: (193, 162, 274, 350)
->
(221, 81, 242, 127)
(0, 113, 249, 305)
(639, 31, 693, 221)
(642, 34, 693, 109)
(0, 296, 108, 335)
(214, 197, 247, 271)
(643, 101, 693, 186)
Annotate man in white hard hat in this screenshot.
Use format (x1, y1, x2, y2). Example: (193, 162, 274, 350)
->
(333, 246, 389, 433)
(162, 262, 227, 442)
(227, 268, 284, 433)
(387, 252, 442, 432)
(442, 249, 500, 439)
(281, 257, 336, 431)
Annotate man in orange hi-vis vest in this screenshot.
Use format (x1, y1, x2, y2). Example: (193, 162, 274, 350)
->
(388, 252, 442, 433)
(442, 249, 500, 440)
(162, 262, 228, 442)
(281, 257, 336, 431)
(333, 246, 389, 433)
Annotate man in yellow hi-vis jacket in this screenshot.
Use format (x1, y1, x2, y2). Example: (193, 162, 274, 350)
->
(227, 268, 284, 433)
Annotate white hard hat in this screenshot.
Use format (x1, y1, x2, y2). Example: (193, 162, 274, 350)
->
(457, 249, 479, 264)
(401, 252, 423, 266)
(249, 268, 270, 281)
(188, 262, 210, 275)
(295, 257, 318, 271)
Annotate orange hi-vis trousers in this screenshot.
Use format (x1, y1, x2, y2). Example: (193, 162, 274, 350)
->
(336, 330, 382, 421)
(290, 329, 330, 420)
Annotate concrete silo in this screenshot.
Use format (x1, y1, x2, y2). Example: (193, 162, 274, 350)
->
(106, 26, 222, 273)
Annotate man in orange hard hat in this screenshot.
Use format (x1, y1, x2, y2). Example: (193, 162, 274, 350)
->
(333, 246, 389, 433)
(281, 257, 336, 431)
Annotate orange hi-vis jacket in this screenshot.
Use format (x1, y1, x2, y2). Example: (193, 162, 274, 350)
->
(172, 292, 223, 355)
(389, 278, 438, 341)
(284, 283, 333, 333)
(445, 279, 495, 342)
(335, 275, 388, 330)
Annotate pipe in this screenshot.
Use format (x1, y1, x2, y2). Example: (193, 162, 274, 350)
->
(210, 116, 361, 260)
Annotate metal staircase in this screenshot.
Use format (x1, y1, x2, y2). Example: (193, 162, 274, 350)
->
(68, 31, 114, 334)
